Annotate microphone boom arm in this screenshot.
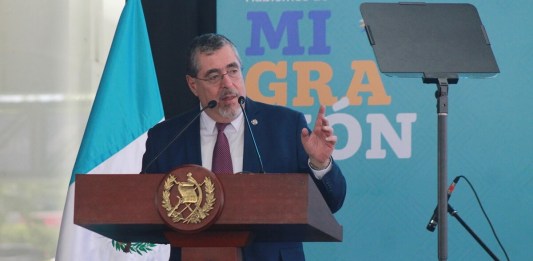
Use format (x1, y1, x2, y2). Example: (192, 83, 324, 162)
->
(141, 100, 217, 173)
(238, 96, 266, 173)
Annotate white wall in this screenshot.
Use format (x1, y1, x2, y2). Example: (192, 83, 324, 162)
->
(0, 1, 123, 259)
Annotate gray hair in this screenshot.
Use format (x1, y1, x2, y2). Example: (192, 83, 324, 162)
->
(186, 33, 242, 77)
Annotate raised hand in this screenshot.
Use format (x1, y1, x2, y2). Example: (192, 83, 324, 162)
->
(301, 105, 337, 169)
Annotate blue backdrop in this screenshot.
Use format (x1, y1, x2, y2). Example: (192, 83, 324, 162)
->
(218, 1, 532, 260)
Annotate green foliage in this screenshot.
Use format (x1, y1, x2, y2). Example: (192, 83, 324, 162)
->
(112, 241, 157, 255)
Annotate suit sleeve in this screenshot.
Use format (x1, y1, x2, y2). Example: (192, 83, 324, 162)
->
(141, 126, 158, 173)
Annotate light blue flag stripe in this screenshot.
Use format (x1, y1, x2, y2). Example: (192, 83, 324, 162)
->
(70, 0, 163, 184)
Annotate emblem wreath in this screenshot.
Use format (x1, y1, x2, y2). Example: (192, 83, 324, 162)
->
(161, 173, 216, 224)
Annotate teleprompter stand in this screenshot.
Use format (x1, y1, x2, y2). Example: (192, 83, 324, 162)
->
(360, 3, 499, 260)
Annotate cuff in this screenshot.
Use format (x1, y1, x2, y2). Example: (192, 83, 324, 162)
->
(308, 156, 333, 180)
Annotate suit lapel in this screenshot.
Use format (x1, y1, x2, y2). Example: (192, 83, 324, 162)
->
(179, 109, 203, 166)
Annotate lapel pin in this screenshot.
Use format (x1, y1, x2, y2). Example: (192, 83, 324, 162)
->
(251, 119, 258, 125)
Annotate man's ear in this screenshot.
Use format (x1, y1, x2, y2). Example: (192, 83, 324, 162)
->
(186, 75, 198, 96)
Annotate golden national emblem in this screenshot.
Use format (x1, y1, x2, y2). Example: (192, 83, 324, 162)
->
(156, 165, 224, 233)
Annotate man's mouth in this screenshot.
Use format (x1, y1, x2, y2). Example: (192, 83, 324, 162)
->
(219, 92, 237, 102)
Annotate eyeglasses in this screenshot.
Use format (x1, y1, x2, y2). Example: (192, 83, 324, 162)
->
(194, 68, 242, 85)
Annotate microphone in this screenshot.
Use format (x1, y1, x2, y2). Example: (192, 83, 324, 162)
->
(426, 176, 461, 232)
(141, 100, 217, 173)
(238, 96, 265, 173)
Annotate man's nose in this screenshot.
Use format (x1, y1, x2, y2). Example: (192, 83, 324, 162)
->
(220, 73, 233, 86)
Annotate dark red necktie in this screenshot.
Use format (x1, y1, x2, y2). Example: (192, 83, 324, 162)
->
(212, 123, 233, 174)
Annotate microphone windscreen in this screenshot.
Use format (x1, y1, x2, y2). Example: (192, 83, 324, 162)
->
(207, 100, 217, 108)
(238, 96, 246, 105)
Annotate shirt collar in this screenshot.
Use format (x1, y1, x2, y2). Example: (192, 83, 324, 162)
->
(200, 108, 244, 134)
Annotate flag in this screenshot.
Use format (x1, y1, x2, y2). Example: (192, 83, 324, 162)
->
(56, 0, 169, 260)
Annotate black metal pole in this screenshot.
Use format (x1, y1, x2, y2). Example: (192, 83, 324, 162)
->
(436, 78, 449, 261)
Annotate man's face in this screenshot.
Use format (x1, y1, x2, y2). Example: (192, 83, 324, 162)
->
(186, 44, 246, 123)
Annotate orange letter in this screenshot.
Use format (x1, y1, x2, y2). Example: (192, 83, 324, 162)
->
(245, 61, 288, 105)
(346, 60, 391, 106)
(292, 61, 337, 106)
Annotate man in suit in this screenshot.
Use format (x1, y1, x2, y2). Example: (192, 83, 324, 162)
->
(142, 33, 346, 261)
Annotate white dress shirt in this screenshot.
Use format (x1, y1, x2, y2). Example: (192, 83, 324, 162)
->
(198, 109, 330, 179)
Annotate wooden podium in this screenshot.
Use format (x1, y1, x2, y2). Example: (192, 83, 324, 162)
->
(74, 166, 342, 260)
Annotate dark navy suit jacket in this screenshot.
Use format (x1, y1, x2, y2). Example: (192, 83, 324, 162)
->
(142, 98, 347, 261)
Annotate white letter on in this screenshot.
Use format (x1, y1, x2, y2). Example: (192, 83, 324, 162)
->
(366, 113, 417, 159)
